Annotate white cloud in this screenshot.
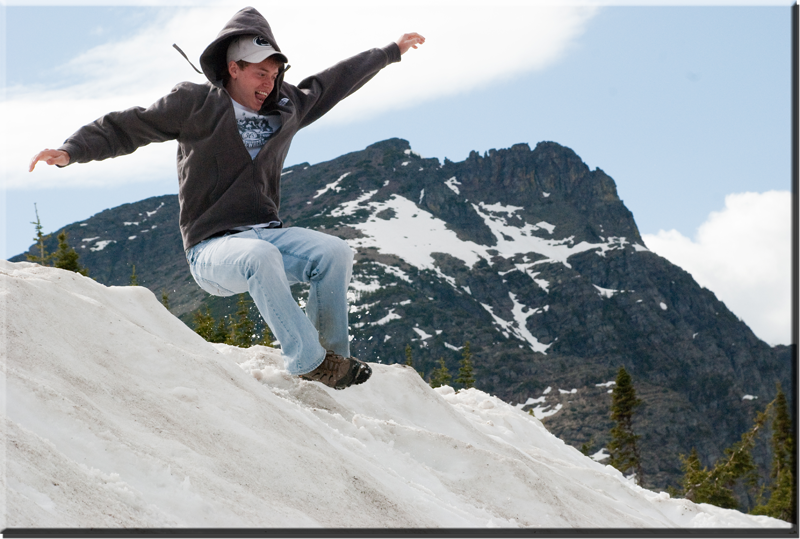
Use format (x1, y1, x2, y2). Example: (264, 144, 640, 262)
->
(5, 2, 597, 190)
(642, 191, 791, 346)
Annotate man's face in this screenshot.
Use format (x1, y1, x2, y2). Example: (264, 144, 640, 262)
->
(226, 57, 282, 111)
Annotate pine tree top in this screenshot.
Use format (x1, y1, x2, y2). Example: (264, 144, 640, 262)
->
(27, 203, 56, 266)
(54, 231, 88, 276)
(610, 366, 642, 421)
(429, 357, 452, 389)
(456, 341, 475, 389)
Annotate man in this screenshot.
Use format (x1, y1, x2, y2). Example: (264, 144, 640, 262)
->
(29, 7, 425, 390)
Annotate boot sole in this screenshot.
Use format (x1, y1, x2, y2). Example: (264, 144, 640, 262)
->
(353, 361, 372, 385)
(334, 360, 372, 390)
(334, 359, 364, 390)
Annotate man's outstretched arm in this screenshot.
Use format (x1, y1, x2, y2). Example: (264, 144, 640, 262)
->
(29, 149, 70, 172)
(295, 32, 426, 129)
(28, 83, 189, 174)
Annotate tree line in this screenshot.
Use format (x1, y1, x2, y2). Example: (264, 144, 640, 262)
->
(404, 341, 475, 391)
(24, 205, 176, 312)
(26, 204, 89, 276)
(599, 366, 794, 523)
(25, 204, 149, 288)
(190, 299, 477, 393)
(191, 295, 274, 348)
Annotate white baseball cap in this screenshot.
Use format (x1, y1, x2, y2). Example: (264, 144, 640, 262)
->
(227, 35, 288, 64)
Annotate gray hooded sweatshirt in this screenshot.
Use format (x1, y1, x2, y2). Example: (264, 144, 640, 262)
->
(58, 6, 401, 250)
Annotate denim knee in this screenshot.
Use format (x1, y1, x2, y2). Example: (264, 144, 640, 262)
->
(329, 236, 354, 267)
(242, 241, 285, 280)
(313, 236, 353, 279)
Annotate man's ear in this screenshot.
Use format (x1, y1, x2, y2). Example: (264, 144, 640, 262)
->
(227, 60, 240, 80)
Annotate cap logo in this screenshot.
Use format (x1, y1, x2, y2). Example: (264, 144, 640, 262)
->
(253, 36, 271, 48)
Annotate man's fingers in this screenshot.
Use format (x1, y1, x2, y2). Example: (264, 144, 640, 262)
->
(397, 33, 425, 55)
(29, 149, 68, 172)
(29, 151, 50, 172)
(29, 152, 44, 172)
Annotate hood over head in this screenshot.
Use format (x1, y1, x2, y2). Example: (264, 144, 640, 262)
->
(200, 7, 288, 108)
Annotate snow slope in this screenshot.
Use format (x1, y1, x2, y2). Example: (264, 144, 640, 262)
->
(1, 261, 789, 529)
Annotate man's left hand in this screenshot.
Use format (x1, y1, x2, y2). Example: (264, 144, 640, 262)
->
(396, 33, 425, 55)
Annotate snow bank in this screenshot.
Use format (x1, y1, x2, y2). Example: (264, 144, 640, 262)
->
(1, 261, 789, 529)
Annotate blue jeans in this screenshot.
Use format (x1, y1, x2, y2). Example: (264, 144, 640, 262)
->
(185, 227, 353, 375)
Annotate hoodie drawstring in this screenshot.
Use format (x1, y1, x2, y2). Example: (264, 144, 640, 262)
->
(172, 43, 203, 75)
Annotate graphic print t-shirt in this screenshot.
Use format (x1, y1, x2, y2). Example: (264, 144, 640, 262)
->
(231, 99, 282, 159)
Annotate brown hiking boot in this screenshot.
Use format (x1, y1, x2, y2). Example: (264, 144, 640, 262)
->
(300, 350, 371, 390)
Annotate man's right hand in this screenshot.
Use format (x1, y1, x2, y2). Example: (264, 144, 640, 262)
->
(29, 149, 70, 172)
(395, 33, 425, 55)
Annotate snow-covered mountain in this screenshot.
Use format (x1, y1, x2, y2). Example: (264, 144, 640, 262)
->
(10, 138, 792, 496)
(1, 260, 790, 529)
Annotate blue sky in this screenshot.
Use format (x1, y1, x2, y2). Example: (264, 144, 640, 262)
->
(1, 1, 794, 344)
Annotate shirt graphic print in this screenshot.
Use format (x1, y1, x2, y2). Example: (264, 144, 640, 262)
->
(231, 98, 282, 159)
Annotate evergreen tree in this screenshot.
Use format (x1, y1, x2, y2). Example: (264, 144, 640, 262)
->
(608, 366, 644, 485)
(751, 384, 795, 522)
(194, 306, 218, 342)
(26, 203, 54, 266)
(681, 401, 770, 509)
(680, 448, 739, 509)
(429, 357, 452, 388)
(258, 322, 274, 347)
(680, 447, 738, 509)
(130, 264, 139, 286)
(213, 318, 229, 343)
(161, 290, 170, 310)
(53, 231, 88, 276)
(227, 294, 256, 347)
(455, 341, 475, 389)
(580, 437, 595, 457)
(192, 298, 272, 348)
(192, 306, 228, 343)
(404, 344, 424, 378)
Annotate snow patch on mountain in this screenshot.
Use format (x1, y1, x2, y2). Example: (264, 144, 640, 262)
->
(90, 240, 116, 251)
(480, 299, 551, 354)
(314, 172, 351, 199)
(412, 327, 433, 341)
(342, 193, 484, 270)
(444, 176, 461, 195)
(145, 202, 165, 217)
(509, 292, 551, 353)
(330, 189, 380, 219)
(594, 285, 619, 298)
(470, 203, 627, 268)
(514, 262, 551, 292)
(374, 308, 402, 326)
(334, 191, 641, 286)
(478, 201, 524, 215)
